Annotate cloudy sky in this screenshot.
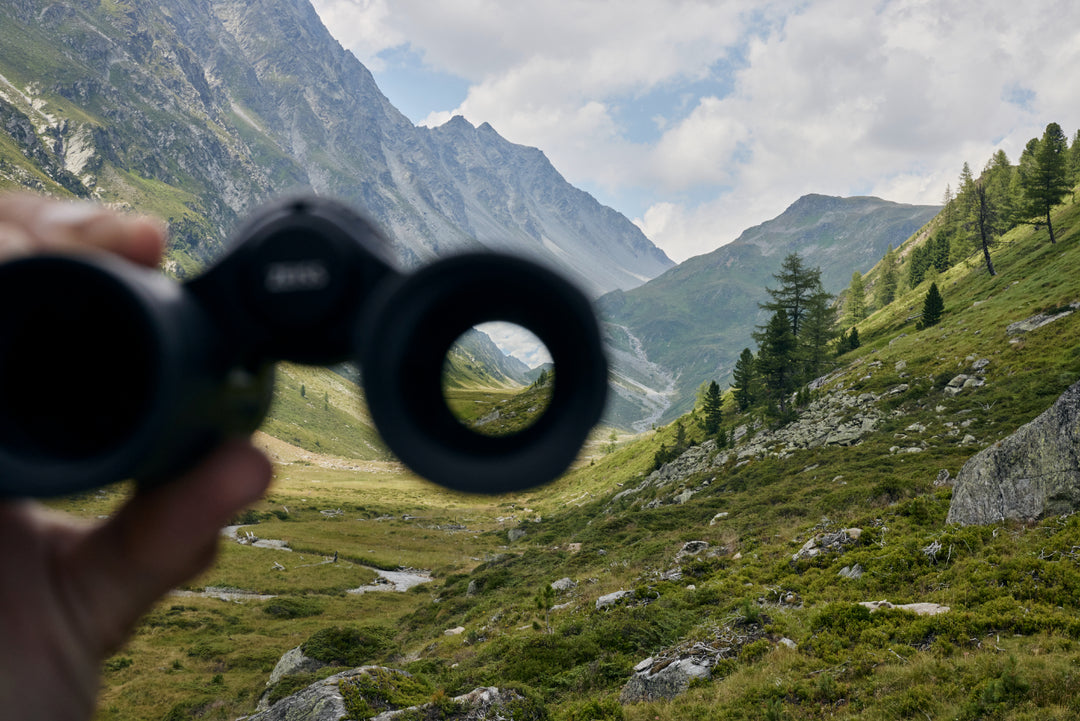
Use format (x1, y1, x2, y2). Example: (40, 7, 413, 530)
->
(310, 0, 1080, 263)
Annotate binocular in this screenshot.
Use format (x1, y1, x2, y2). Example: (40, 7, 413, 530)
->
(0, 195, 608, 498)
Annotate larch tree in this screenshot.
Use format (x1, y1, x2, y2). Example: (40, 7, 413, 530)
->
(1020, 122, 1071, 244)
(755, 309, 798, 416)
(846, 270, 867, 324)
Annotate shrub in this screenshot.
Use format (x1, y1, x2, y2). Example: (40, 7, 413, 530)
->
(302, 625, 395, 667)
(262, 596, 325, 619)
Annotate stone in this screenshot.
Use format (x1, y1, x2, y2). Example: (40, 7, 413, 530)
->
(507, 528, 527, 543)
(948, 379, 1080, 525)
(838, 563, 864, 579)
(619, 657, 712, 703)
(466, 580, 479, 597)
(934, 469, 952, 487)
(1006, 306, 1078, 336)
(709, 512, 729, 525)
(551, 577, 577, 592)
(779, 637, 798, 649)
(972, 358, 991, 372)
(250, 667, 410, 721)
(596, 590, 633, 610)
(895, 360, 907, 372)
(859, 600, 950, 616)
(445, 626, 466, 636)
(677, 541, 709, 558)
(267, 646, 327, 686)
(961, 434, 977, 445)
(792, 529, 860, 561)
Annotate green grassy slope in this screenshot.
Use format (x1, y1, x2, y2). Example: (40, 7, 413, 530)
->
(72, 191, 1080, 721)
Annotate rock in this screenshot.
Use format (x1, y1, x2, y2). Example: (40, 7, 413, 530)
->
(267, 646, 327, 686)
(792, 529, 860, 561)
(445, 626, 466, 636)
(250, 667, 407, 721)
(948, 379, 1080, 525)
(944, 374, 971, 396)
(859, 600, 950, 616)
(466, 580, 479, 597)
(779, 637, 798, 649)
(961, 434, 977, 445)
(895, 360, 907, 372)
(676, 541, 709, 559)
(838, 563, 865, 579)
(551, 577, 577, 592)
(709, 512, 729, 525)
(674, 489, 696, 504)
(507, 528, 527, 543)
(972, 358, 991, 372)
(596, 590, 633, 610)
(934, 469, 952, 487)
(1006, 306, 1078, 336)
(619, 657, 712, 703)
(906, 423, 926, 433)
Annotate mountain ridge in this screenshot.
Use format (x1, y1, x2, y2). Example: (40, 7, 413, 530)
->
(0, 0, 672, 293)
(600, 193, 940, 428)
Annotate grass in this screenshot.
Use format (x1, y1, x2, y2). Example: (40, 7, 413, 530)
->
(32, 179, 1080, 718)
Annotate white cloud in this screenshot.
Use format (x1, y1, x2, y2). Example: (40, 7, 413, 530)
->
(313, 0, 1080, 263)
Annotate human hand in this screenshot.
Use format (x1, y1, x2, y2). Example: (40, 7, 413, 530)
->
(0, 194, 273, 721)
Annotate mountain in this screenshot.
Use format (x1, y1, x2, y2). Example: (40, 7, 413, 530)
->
(0, 0, 672, 293)
(600, 194, 940, 429)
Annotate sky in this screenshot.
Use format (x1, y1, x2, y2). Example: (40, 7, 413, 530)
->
(309, 0, 1080, 265)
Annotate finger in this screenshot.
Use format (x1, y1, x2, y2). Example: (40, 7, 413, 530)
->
(0, 193, 167, 267)
(59, 440, 272, 655)
(0, 221, 35, 261)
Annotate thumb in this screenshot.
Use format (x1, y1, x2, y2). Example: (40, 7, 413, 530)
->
(60, 440, 272, 655)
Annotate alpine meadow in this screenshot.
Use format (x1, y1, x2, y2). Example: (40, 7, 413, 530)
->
(4, 2, 1080, 721)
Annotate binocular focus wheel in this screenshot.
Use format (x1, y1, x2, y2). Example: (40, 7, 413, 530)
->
(360, 254, 608, 494)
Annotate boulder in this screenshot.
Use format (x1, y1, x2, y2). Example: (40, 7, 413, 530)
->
(596, 590, 633, 610)
(250, 667, 539, 721)
(947, 379, 1080, 525)
(551, 577, 577, 592)
(619, 658, 711, 703)
(507, 528, 527, 543)
(268, 646, 327, 686)
(859, 600, 950, 616)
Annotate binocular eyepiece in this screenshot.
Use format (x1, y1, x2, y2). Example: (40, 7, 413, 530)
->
(0, 195, 608, 498)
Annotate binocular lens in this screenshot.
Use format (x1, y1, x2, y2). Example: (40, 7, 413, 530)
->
(0, 258, 160, 461)
(441, 323, 554, 439)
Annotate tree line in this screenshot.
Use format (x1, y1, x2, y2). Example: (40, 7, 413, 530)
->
(846, 121, 1079, 324)
(677, 121, 1075, 460)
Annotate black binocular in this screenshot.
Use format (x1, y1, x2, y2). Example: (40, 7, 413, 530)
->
(0, 195, 608, 498)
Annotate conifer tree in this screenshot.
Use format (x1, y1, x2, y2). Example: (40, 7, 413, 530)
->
(760, 253, 821, 338)
(875, 245, 899, 308)
(799, 284, 838, 382)
(1069, 129, 1080, 189)
(917, 282, 944, 329)
(702, 381, 722, 435)
(731, 348, 757, 412)
(846, 271, 867, 323)
(756, 309, 797, 416)
(1019, 122, 1071, 243)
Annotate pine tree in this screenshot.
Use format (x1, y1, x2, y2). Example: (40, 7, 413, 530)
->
(917, 282, 944, 329)
(702, 380, 722, 435)
(756, 309, 798, 416)
(846, 271, 867, 323)
(799, 284, 837, 383)
(874, 246, 899, 308)
(760, 253, 821, 338)
(1069, 129, 1080, 189)
(1020, 122, 1071, 244)
(731, 348, 757, 412)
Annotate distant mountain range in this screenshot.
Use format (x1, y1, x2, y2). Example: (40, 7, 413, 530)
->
(600, 194, 941, 429)
(0, 0, 672, 294)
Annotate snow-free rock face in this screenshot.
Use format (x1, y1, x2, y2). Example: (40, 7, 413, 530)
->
(947, 379, 1080, 525)
(0, 0, 672, 293)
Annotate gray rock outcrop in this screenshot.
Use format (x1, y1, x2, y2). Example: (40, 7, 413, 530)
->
(947, 379, 1080, 525)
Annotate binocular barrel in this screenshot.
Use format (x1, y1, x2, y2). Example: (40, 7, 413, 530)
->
(0, 196, 608, 497)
